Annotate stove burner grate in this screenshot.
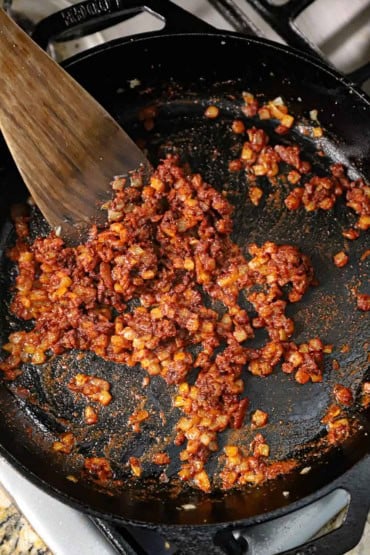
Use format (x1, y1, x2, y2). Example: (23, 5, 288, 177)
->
(209, 0, 370, 87)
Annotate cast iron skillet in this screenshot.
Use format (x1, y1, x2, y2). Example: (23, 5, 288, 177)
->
(0, 1, 369, 554)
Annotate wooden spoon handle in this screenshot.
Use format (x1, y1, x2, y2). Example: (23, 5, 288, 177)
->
(0, 9, 150, 241)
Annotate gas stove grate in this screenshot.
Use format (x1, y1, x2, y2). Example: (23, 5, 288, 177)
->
(208, 0, 370, 87)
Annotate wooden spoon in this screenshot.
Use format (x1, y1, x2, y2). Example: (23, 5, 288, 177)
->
(0, 9, 151, 243)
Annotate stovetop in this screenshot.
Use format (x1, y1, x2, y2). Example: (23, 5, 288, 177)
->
(6, 0, 370, 91)
(1, 1, 369, 554)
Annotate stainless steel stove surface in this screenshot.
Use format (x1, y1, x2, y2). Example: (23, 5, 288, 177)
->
(0, 1, 369, 554)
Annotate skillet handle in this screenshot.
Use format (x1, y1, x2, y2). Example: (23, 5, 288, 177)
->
(236, 455, 370, 555)
(31, 0, 214, 51)
(278, 455, 370, 555)
(162, 455, 370, 555)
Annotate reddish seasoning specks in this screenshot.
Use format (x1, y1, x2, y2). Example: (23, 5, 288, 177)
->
(52, 432, 75, 454)
(0, 152, 353, 493)
(152, 452, 171, 465)
(204, 105, 219, 119)
(220, 435, 297, 489)
(231, 119, 245, 134)
(230, 93, 370, 231)
(333, 251, 349, 268)
(333, 383, 353, 406)
(249, 186, 263, 206)
(84, 457, 113, 484)
(68, 374, 112, 406)
(84, 405, 98, 425)
(251, 409, 269, 429)
(356, 293, 370, 311)
(128, 408, 149, 433)
(342, 228, 360, 241)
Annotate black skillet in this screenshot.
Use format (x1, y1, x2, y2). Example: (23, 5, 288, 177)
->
(0, 1, 369, 554)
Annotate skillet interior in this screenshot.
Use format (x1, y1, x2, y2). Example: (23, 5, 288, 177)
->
(0, 33, 369, 525)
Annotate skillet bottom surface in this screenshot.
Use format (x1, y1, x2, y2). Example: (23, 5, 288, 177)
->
(0, 60, 369, 524)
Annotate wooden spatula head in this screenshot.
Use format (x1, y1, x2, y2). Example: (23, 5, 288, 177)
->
(0, 9, 151, 243)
